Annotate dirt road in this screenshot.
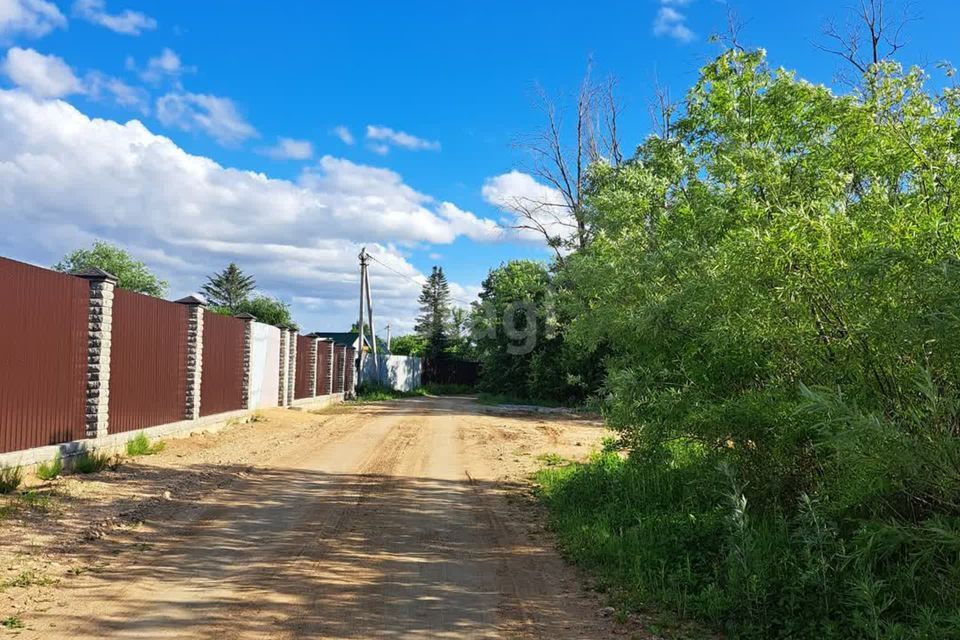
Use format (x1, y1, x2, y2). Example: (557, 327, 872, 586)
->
(1, 396, 648, 639)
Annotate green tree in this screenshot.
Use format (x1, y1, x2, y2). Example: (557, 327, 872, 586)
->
(202, 263, 255, 312)
(389, 334, 426, 356)
(211, 295, 296, 329)
(554, 47, 960, 637)
(54, 241, 168, 296)
(414, 266, 452, 360)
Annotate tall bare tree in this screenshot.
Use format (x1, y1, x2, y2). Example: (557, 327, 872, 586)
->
(816, 0, 915, 77)
(510, 61, 624, 264)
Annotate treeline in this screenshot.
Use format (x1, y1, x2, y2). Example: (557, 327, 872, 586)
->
(478, 49, 960, 638)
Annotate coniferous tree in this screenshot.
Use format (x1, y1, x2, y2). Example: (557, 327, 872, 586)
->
(202, 263, 255, 312)
(415, 266, 452, 360)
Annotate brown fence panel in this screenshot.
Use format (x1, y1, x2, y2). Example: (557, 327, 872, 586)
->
(344, 347, 355, 394)
(316, 341, 332, 395)
(0, 257, 88, 453)
(294, 336, 314, 399)
(109, 289, 188, 432)
(200, 311, 245, 417)
(332, 345, 345, 394)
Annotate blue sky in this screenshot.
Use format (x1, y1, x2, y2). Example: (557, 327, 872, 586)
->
(1, 0, 958, 334)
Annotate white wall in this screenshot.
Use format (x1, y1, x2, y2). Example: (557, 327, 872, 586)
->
(361, 354, 422, 392)
(249, 322, 281, 409)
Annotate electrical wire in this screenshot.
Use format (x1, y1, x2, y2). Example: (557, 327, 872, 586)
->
(365, 252, 478, 308)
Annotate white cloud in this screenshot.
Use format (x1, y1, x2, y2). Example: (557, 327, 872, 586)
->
(482, 170, 572, 244)
(0, 0, 66, 41)
(365, 125, 440, 152)
(1, 47, 81, 97)
(331, 125, 354, 145)
(156, 92, 257, 145)
(72, 0, 155, 35)
(0, 90, 492, 330)
(261, 137, 313, 160)
(85, 70, 149, 113)
(138, 47, 191, 84)
(653, 2, 695, 43)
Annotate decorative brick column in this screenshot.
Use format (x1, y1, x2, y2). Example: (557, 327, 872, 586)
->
(277, 327, 289, 406)
(307, 335, 319, 397)
(335, 344, 347, 394)
(236, 313, 256, 409)
(286, 329, 298, 406)
(76, 268, 117, 439)
(176, 296, 206, 421)
(345, 346, 356, 397)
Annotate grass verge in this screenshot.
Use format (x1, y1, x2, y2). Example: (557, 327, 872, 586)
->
(125, 432, 165, 457)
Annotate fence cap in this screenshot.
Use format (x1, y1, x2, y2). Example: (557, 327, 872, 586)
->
(234, 312, 256, 321)
(73, 267, 118, 283)
(174, 294, 206, 306)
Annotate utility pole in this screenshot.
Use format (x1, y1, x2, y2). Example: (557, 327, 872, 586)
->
(357, 247, 367, 386)
(364, 263, 380, 383)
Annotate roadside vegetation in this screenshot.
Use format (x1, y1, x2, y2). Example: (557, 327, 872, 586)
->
(479, 16, 960, 640)
(125, 432, 165, 457)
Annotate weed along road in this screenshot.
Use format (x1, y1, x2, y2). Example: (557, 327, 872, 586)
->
(2, 396, 639, 639)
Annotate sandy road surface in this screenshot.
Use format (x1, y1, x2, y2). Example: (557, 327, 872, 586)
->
(1, 396, 648, 639)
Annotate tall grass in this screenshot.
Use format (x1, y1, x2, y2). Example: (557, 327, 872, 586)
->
(536, 448, 960, 639)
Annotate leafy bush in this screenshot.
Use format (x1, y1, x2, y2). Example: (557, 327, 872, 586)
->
(420, 383, 474, 395)
(353, 383, 428, 402)
(540, 49, 960, 638)
(35, 454, 62, 481)
(0, 466, 23, 494)
(125, 432, 165, 457)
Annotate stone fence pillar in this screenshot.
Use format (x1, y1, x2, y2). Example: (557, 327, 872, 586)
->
(76, 268, 117, 439)
(176, 295, 206, 421)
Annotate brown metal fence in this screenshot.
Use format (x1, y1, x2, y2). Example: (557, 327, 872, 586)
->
(316, 341, 332, 395)
(344, 347, 355, 394)
(294, 335, 314, 399)
(332, 345, 345, 394)
(0, 257, 88, 453)
(109, 289, 188, 432)
(200, 311, 245, 417)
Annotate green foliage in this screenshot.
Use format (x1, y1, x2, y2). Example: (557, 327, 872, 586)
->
(0, 466, 23, 494)
(213, 295, 296, 329)
(54, 240, 167, 296)
(415, 266, 452, 359)
(389, 334, 426, 356)
(353, 383, 428, 402)
(202, 263, 255, 312)
(546, 48, 960, 639)
(125, 433, 165, 457)
(35, 454, 62, 481)
(73, 451, 118, 474)
(1, 616, 23, 629)
(471, 260, 602, 403)
(420, 383, 474, 395)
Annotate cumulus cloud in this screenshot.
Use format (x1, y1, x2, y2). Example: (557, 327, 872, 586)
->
(365, 125, 440, 153)
(653, 1, 695, 43)
(156, 91, 257, 145)
(331, 125, 354, 145)
(0, 90, 493, 330)
(482, 170, 572, 244)
(72, 0, 155, 35)
(1, 47, 82, 97)
(0, 0, 66, 41)
(261, 137, 313, 160)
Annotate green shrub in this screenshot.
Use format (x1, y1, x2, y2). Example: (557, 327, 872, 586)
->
(125, 432, 165, 457)
(420, 383, 474, 395)
(35, 454, 62, 481)
(73, 451, 118, 474)
(354, 383, 428, 402)
(0, 466, 23, 494)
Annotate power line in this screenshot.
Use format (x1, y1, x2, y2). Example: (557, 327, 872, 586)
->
(365, 252, 478, 308)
